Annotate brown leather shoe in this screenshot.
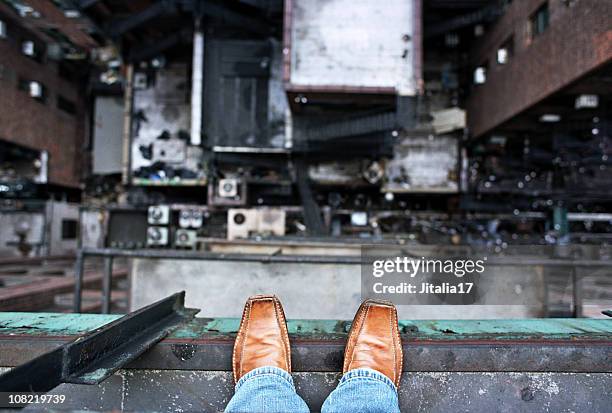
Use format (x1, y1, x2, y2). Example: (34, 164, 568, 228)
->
(232, 295, 291, 382)
(343, 299, 403, 387)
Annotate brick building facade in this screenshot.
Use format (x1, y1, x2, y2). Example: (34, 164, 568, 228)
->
(0, 1, 96, 188)
(466, 0, 612, 138)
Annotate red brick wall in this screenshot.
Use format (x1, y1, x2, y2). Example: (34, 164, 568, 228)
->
(466, 0, 612, 138)
(0, 3, 88, 188)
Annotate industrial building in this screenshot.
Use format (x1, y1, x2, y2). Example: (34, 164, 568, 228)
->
(0, 0, 610, 411)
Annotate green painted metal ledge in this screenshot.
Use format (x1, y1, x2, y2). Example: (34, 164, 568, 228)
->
(0, 312, 611, 341)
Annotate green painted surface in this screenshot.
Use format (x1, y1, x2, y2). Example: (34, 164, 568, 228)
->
(0, 313, 120, 336)
(175, 318, 612, 340)
(0, 313, 610, 341)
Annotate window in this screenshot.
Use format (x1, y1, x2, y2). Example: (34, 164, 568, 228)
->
(530, 2, 549, 38)
(61, 219, 78, 240)
(21, 39, 43, 61)
(22, 40, 36, 56)
(0, 20, 6, 38)
(497, 36, 514, 65)
(18, 78, 46, 102)
(474, 63, 488, 85)
(57, 95, 77, 115)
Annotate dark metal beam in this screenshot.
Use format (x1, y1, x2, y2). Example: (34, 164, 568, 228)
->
(127, 29, 191, 62)
(179, 0, 270, 35)
(425, 3, 502, 38)
(73, 247, 612, 267)
(106, 0, 177, 37)
(0, 292, 198, 393)
(76, 0, 101, 9)
(294, 159, 326, 236)
(204, 1, 269, 35)
(306, 112, 397, 142)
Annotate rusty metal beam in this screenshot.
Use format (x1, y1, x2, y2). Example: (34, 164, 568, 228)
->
(0, 292, 198, 394)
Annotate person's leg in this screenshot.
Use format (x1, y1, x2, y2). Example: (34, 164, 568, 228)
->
(225, 366, 309, 413)
(321, 368, 400, 413)
(225, 295, 309, 413)
(322, 299, 403, 413)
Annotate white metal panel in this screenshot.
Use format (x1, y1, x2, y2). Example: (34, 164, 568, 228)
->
(131, 64, 191, 172)
(384, 135, 459, 193)
(46, 201, 80, 255)
(190, 28, 204, 146)
(290, 0, 417, 94)
(80, 209, 105, 249)
(93, 96, 124, 174)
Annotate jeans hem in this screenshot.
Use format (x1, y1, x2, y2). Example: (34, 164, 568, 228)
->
(339, 367, 398, 394)
(235, 366, 295, 392)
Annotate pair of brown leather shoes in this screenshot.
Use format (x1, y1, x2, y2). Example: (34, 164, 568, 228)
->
(233, 295, 403, 388)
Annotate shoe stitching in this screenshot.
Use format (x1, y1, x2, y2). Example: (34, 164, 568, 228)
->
(346, 304, 370, 373)
(343, 301, 364, 373)
(393, 307, 402, 387)
(233, 299, 250, 382)
(344, 302, 368, 372)
(277, 299, 292, 372)
(273, 298, 290, 372)
(238, 300, 252, 381)
(388, 307, 396, 385)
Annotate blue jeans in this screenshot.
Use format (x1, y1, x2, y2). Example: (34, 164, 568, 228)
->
(225, 366, 400, 413)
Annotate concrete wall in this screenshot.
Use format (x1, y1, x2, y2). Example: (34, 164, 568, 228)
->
(466, 0, 612, 137)
(129, 257, 546, 319)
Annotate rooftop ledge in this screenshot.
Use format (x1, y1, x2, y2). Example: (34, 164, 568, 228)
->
(0, 313, 610, 373)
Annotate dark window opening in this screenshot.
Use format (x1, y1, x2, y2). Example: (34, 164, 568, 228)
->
(497, 36, 514, 65)
(57, 95, 77, 115)
(530, 2, 550, 38)
(61, 219, 78, 240)
(18, 78, 46, 103)
(474, 61, 488, 85)
(58, 62, 76, 81)
(21, 39, 44, 61)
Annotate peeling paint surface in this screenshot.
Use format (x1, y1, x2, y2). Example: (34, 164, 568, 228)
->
(1, 313, 611, 341)
(290, 0, 417, 94)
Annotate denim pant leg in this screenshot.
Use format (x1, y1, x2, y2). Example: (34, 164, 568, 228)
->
(225, 366, 310, 413)
(321, 368, 401, 413)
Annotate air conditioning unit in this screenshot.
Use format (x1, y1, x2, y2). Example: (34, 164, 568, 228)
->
(178, 209, 204, 228)
(227, 208, 286, 240)
(218, 179, 239, 198)
(147, 205, 170, 225)
(146, 226, 168, 246)
(258, 208, 286, 235)
(175, 229, 197, 248)
(350, 211, 368, 226)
